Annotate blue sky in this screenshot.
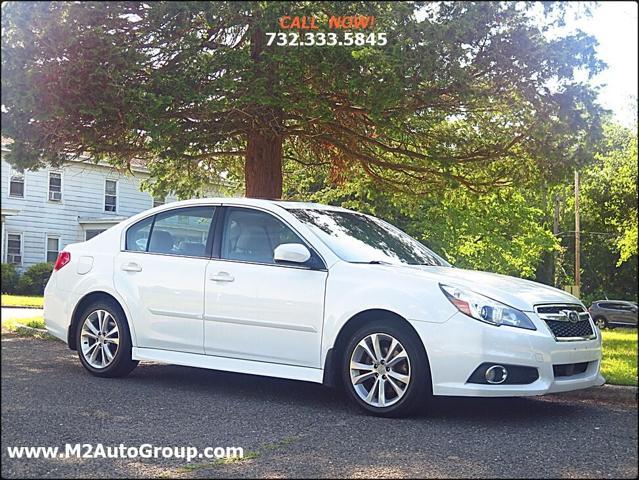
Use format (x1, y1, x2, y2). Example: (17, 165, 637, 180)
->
(570, 1, 638, 126)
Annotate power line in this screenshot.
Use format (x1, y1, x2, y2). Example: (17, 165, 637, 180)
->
(554, 231, 618, 237)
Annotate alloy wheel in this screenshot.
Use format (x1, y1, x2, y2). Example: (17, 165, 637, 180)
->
(349, 332, 411, 408)
(80, 309, 120, 369)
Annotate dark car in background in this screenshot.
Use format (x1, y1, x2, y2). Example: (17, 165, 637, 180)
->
(589, 300, 638, 329)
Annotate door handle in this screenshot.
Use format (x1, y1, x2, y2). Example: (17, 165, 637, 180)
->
(121, 262, 142, 272)
(209, 271, 234, 282)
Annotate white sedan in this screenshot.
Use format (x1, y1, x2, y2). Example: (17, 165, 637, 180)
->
(44, 198, 604, 416)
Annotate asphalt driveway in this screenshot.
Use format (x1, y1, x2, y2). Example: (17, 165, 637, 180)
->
(2, 333, 637, 479)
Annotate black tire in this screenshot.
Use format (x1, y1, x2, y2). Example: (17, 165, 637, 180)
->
(76, 298, 138, 378)
(341, 320, 431, 417)
(594, 316, 608, 330)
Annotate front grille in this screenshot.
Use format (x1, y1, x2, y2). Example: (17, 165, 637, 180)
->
(534, 304, 595, 341)
(545, 319, 594, 338)
(553, 362, 590, 378)
(536, 305, 585, 315)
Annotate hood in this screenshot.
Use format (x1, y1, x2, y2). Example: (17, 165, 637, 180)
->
(400, 266, 582, 312)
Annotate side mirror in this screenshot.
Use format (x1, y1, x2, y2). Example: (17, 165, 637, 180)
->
(274, 243, 311, 265)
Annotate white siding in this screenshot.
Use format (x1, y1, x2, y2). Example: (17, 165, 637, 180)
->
(1, 153, 176, 269)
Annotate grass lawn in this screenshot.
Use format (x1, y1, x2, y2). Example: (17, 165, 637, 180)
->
(2, 316, 46, 330)
(1, 316, 50, 339)
(1, 294, 44, 308)
(0, 313, 636, 386)
(600, 328, 638, 386)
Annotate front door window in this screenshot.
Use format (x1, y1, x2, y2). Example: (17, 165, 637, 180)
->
(221, 208, 305, 265)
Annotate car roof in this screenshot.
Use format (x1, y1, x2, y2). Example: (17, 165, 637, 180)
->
(592, 300, 635, 304)
(272, 200, 354, 212)
(116, 197, 365, 235)
(158, 197, 355, 213)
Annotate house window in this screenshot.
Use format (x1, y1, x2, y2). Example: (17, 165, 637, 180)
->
(46, 236, 60, 263)
(153, 194, 165, 208)
(6, 233, 22, 265)
(85, 229, 105, 241)
(9, 168, 25, 198)
(48, 172, 62, 201)
(105, 180, 117, 212)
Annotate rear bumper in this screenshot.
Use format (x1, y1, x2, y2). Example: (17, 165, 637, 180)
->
(43, 275, 70, 344)
(412, 312, 604, 397)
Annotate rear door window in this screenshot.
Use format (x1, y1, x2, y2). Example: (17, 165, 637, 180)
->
(125, 207, 216, 258)
(148, 207, 215, 257)
(125, 216, 153, 252)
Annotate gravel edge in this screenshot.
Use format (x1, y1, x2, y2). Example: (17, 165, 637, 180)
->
(548, 384, 638, 405)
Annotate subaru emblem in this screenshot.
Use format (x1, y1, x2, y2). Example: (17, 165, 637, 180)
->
(568, 311, 580, 323)
(559, 309, 581, 323)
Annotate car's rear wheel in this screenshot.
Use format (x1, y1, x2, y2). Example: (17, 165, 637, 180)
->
(594, 316, 608, 330)
(341, 320, 430, 417)
(76, 299, 138, 377)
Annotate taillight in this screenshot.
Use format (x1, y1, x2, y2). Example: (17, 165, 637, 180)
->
(54, 251, 71, 271)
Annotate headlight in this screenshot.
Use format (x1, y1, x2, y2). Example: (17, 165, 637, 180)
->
(439, 284, 536, 330)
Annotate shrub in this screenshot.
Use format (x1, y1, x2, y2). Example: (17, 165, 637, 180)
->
(1, 263, 20, 294)
(17, 262, 54, 295)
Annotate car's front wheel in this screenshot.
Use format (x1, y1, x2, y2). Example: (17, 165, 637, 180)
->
(594, 316, 608, 330)
(341, 321, 431, 417)
(76, 299, 138, 378)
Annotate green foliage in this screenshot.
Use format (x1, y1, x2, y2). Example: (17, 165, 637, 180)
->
(17, 263, 54, 296)
(1, 263, 19, 294)
(3, 1, 627, 293)
(585, 123, 638, 265)
(284, 114, 637, 294)
(2, 1, 604, 197)
(557, 120, 638, 303)
(285, 162, 558, 278)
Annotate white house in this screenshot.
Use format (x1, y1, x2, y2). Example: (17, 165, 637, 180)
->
(1, 142, 177, 270)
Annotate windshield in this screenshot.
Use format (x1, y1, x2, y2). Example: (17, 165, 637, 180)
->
(288, 209, 450, 267)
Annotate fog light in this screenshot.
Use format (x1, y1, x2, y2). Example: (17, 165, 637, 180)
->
(485, 365, 508, 384)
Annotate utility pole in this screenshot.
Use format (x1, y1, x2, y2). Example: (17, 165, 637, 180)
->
(574, 170, 581, 297)
(553, 192, 561, 287)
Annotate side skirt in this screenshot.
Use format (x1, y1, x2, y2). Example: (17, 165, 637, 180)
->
(132, 347, 324, 384)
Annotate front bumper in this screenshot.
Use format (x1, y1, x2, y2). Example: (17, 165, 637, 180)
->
(412, 311, 605, 397)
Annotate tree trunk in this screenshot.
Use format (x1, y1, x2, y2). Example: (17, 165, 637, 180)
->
(245, 129, 283, 199)
(243, 20, 284, 199)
